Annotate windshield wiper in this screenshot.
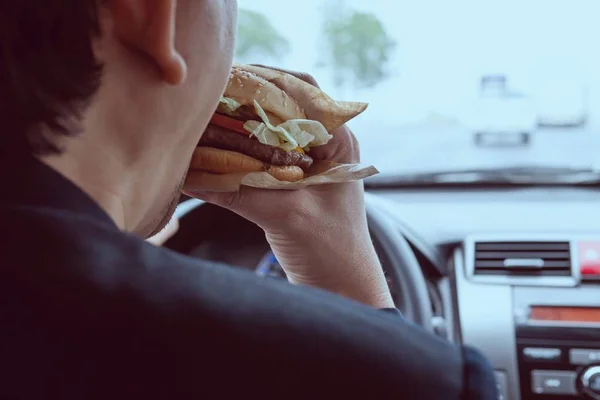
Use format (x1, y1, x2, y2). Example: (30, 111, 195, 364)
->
(366, 165, 600, 187)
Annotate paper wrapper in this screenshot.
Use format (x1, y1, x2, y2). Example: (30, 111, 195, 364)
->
(185, 161, 379, 192)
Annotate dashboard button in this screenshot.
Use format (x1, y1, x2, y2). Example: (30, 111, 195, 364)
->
(523, 347, 562, 362)
(581, 366, 600, 400)
(578, 241, 600, 276)
(494, 371, 508, 400)
(531, 370, 577, 395)
(570, 348, 600, 365)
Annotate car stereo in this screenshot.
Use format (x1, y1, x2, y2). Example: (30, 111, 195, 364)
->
(511, 283, 600, 400)
(515, 310, 600, 399)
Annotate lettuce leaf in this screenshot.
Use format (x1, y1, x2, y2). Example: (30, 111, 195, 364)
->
(243, 100, 333, 152)
(244, 121, 281, 148)
(219, 97, 242, 113)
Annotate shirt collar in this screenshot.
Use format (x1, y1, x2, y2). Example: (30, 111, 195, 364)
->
(0, 155, 118, 229)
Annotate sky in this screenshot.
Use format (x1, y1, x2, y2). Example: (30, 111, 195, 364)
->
(236, 0, 600, 128)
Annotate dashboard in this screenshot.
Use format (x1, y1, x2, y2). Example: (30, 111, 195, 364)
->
(169, 185, 600, 400)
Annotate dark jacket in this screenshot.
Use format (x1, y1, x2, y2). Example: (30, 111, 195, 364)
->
(0, 156, 498, 399)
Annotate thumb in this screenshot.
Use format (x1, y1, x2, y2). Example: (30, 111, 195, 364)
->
(182, 189, 241, 210)
(182, 184, 264, 212)
(183, 170, 246, 210)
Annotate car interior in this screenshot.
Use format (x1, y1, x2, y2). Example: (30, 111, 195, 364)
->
(162, 1, 600, 399)
(167, 182, 600, 400)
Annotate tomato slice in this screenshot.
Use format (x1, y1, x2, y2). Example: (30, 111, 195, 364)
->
(210, 114, 250, 136)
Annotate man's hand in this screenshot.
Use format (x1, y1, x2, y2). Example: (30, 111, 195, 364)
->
(184, 67, 393, 309)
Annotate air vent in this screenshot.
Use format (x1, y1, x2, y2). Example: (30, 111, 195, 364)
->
(474, 241, 571, 277)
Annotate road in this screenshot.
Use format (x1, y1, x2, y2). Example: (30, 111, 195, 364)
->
(353, 124, 600, 175)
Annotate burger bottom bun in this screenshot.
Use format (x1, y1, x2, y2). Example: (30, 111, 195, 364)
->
(190, 146, 304, 182)
(266, 165, 304, 182)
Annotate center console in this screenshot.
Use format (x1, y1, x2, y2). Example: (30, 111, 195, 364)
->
(451, 235, 600, 400)
(515, 292, 600, 399)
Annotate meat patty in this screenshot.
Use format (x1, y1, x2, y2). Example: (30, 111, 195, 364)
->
(199, 125, 314, 171)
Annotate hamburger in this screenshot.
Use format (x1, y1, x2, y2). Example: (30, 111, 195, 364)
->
(191, 65, 368, 182)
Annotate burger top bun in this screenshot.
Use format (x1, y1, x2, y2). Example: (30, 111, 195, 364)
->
(224, 67, 306, 122)
(238, 64, 368, 132)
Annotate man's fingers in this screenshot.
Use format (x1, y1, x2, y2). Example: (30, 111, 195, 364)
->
(183, 182, 264, 211)
(183, 170, 240, 208)
(306, 125, 360, 164)
(184, 190, 240, 209)
(184, 170, 244, 193)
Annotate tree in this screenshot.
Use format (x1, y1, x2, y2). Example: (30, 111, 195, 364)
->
(319, 5, 396, 89)
(235, 9, 290, 63)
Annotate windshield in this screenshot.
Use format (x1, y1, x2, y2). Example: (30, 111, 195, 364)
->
(236, 0, 600, 180)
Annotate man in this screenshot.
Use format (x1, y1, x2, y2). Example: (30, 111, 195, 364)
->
(0, 1, 497, 399)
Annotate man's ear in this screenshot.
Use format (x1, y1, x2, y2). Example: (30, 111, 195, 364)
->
(110, 0, 187, 85)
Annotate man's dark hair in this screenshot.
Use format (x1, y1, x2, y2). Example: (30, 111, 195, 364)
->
(0, 0, 102, 156)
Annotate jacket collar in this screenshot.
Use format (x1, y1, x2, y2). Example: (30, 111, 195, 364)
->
(0, 155, 117, 229)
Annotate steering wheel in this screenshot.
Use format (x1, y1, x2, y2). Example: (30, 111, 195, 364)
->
(172, 196, 433, 331)
(365, 194, 433, 331)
